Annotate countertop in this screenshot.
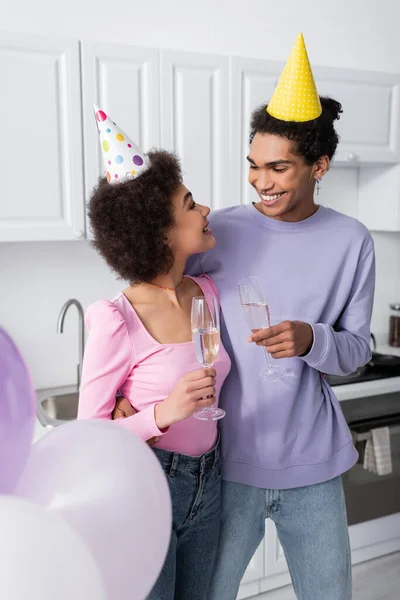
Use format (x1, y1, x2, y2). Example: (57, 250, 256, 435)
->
(334, 343, 400, 402)
(332, 376, 400, 402)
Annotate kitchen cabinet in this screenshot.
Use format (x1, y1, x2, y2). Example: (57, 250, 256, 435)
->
(264, 520, 289, 579)
(3, 31, 400, 240)
(259, 520, 292, 596)
(241, 539, 265, 583)
(237, 541, 264, 599)
(230, 57, 280, 207)
(82, 45, 230, 220)
(358, 164, 400, 231)
(230, 57, 400, 207)
(237, 523, 291, 599)
(0, 32, 85, 242)
(81, 40, 160, 237)
(350, 512, 400, 566)
(160, 50, 230, 211)
(314, 66, 400, 165)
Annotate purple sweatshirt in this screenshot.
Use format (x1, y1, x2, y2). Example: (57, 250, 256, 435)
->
(187, 203, 375, 489)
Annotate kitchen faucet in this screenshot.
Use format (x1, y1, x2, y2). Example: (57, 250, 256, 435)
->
(57, 299, 85, 390)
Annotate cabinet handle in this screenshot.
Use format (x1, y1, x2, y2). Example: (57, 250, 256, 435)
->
(347, 153, 358, 162)
(74, 229, 84, 239)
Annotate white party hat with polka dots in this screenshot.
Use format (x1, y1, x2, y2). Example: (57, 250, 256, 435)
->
(267, 33, 322, 122)
(93, 105, 149, 183)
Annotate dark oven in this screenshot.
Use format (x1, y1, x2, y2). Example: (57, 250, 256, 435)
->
(339, 390, 400, 526)
(327, 341, 400, 527)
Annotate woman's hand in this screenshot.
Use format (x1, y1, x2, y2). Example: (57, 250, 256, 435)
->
(112, 397, 160, 446)
(155, 368, 216, 430)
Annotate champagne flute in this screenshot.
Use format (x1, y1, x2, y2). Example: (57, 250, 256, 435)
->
(238, 276, 286, 383)
(191, 296, 225, 421)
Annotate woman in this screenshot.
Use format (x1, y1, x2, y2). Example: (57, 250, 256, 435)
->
(78, 108, 231, 600)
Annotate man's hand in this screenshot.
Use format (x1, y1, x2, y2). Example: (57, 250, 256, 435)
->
(112, 396, 160, 446)
(113, 396, 136, 419)
(248, 321, 313, 359)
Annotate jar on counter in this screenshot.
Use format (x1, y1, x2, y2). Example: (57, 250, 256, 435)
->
(389, 303, 400, 347)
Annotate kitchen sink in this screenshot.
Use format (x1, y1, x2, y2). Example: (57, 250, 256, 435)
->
(41, 392, 79, 420)
(36, 386, 79, 428)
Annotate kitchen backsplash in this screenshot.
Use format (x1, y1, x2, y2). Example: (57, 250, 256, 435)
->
(1, 167, 400, 389)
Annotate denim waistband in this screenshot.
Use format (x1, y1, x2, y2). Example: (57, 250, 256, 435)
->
(153, 436, 220, 477)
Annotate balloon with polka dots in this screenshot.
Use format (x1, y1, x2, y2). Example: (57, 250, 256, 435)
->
(93, 105, 149, 183)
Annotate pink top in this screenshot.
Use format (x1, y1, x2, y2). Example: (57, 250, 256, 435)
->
(78, 275, 231, 456)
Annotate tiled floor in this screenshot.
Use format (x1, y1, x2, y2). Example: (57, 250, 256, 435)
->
(251, 552, 400, 600)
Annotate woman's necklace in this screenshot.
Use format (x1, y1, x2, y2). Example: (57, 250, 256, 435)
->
(146, 277, 185, 291)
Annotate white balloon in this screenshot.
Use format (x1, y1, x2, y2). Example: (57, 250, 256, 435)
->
(15, 420, 172, 600)
(0, 495, 106, 600)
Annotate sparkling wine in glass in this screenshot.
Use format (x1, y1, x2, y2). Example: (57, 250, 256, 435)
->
(238, 277, 286, 383)
(191, 296, 225, 421)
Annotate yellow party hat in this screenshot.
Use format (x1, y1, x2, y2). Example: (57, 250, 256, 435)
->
(267, 33, 322, 123)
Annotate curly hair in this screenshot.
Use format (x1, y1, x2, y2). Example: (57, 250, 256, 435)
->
(249, 97, 343, 165)
(88, 150, 183, 283)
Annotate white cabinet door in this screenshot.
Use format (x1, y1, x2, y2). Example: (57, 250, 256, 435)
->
(231, 58, 400, 210)
(237, 540, 264, 599)
(314, 66, 400, 165)
(241, 539, 264, 583)
(0, 32, 85, 241)
(160, 50, 230, 211)
(231, 57, 282, 208)
(264, 520, 289, 577)
(81, 40, 160, 233)
(358, 164, 400, 231)
(350, 513, 400, 566)
(259, 520, 292, 594)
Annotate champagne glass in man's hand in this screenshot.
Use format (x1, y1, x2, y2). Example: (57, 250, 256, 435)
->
(238, 277, 286, 383)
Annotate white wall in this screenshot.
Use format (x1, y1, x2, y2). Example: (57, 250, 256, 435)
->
(371, 231, 400, 341)
(1, 0, 400, 388)
(0, 241, 121, 389)
(3, 0, 400, 72)
(321, 170, 400, 344)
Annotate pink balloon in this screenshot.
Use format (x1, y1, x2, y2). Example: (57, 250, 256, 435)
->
(15, 420, 172, 600)
(0, 327, 35, 494)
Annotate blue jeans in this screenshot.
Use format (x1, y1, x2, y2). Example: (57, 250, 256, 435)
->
(208, 476, 352, 600)
(147, 441, 221, 600)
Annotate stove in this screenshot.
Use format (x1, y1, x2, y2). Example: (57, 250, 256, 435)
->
(326, 364, 400, 386)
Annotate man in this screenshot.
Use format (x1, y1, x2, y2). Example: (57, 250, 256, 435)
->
(187, 33, 374, 600)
